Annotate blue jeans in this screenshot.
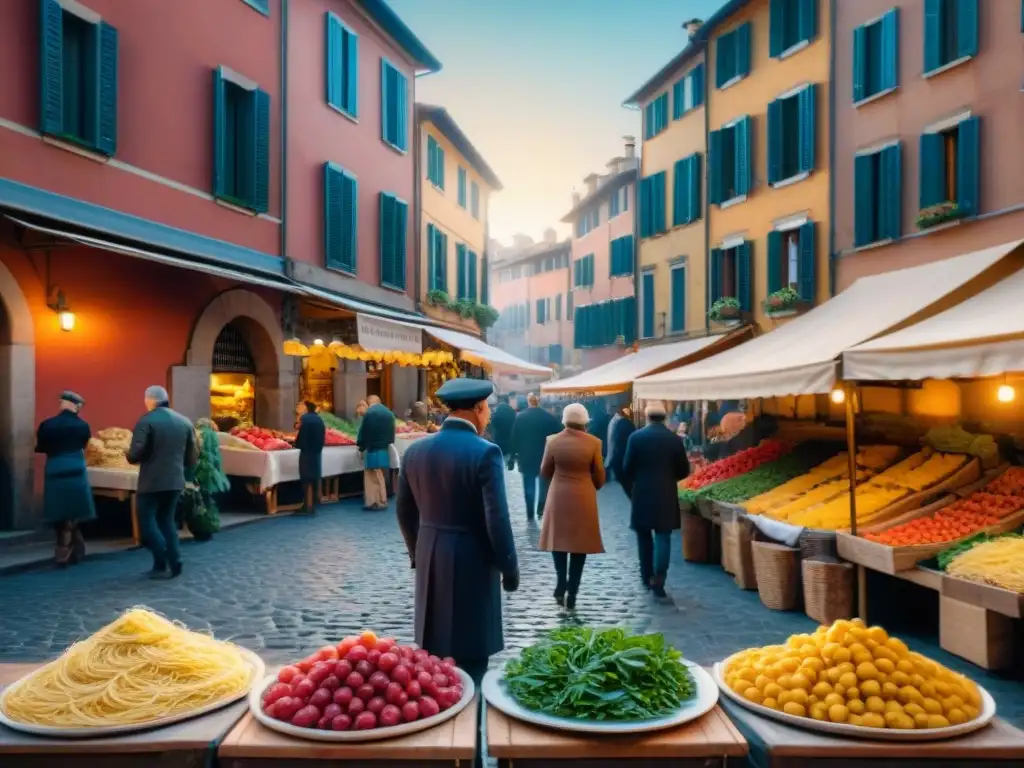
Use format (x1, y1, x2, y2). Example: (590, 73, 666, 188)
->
(521, 472, 550, 518)
(137, 490, 182, 570)
(636, 529, 672, 584)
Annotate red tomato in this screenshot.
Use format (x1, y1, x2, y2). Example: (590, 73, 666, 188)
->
(379, 704, 402, 727)
(378, 652, 399, 673)
(277, 665, 301, 684)
(367, 696, 386, 715)
(333, 687, 354, 707)
(291, 705, 320, 728)
(402, 700, 420, 722)
(419, 696, 440, 718)
(331, 714, 352, 731)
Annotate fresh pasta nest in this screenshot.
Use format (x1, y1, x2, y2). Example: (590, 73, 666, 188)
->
(0, 608, 258, 728)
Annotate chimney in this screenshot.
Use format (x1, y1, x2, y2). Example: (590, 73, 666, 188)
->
(623, 135, 636, 159)
(512, 233, 534, 250)
(584, 173, 599, 195)
(571, 189, 581, 207)
(543, 227, 557, 244)
(683, 18, 703, 38)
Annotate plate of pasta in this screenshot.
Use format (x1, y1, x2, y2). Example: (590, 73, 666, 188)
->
(0, 608, 264, 737)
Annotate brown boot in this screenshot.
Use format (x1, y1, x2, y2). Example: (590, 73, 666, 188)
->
(70, 526, 86, 564)
(54, 526, 73, 567)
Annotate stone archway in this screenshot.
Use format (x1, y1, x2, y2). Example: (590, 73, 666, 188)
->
(0, 259, 36, 530)
(170, 289, 296, 430)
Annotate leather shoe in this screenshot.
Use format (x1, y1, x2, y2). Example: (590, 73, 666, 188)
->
(502, 570, 520, 592)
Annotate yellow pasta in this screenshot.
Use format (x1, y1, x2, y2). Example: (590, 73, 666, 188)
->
(1, 608, 256, 728)
(946, 538, 1024, 593)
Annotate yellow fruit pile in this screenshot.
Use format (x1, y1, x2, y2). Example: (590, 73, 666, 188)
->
(786, 481, 910, 529)
(724, 619, 983, 730)
(885, 452, 966, 492)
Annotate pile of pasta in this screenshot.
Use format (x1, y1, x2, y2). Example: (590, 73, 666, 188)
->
(0, 608, 256, 728)
(945, 535, 1024, 593)
(85, 427, 134, 469)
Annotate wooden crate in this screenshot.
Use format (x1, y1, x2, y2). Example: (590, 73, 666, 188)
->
(942, 573, 1024, 619)
(939, 595, 1018, 671)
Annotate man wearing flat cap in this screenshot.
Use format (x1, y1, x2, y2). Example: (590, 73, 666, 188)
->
(35, 391, 95, 566)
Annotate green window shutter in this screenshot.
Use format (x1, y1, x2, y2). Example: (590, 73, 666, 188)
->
(852, 26, 867, 102)
(769, 0, 784, 57)
(798, 221, 816, 303)
(456, 244, 467, 299)
(766, 230, 783, 294)
(394, 198, 408, 289)
(693, 64, 705, 107)
(441, 234, 449, 288)
(710, 248, 723, 304)
(715, 34, 729, 88)
(643, 102, 654, 140)
(736, 241, 752, 313)
(426, 137, 436, 183)
(767, 99, 782, 184)
(380, 59, 391, 143)
(39, 0, 64, 136)
(324, 163, 356, 272)
(458, 167, 467, 207)
(642, 272, 655, 339)
(379, 193, 395, 286)
(956, 0, 978, 59)
(469, 251, 478, 301)
(672, 78, 684, 120)
(670, 267, 685, 332)
(956, 116, 981, 216)
(658, 93, 669, 131)
(881, 10, 899, 91)
(879, 143, 903, 241)
(536, 299, 543, 324)
(672, 158, 686, 226)
(567, 291, 573, 320)
(345, 27, 359, 115)
(326, 13, 341, 108)
(853, 153, 877, 246)
(252, 88, 270, 213)
(798, 84, 816, 174)
(735, 117, 752, 196)
(609, 238, 617, 276)
(924, 0, 942, 73)
(555, 293, 561, 320)
(736, 22, 752, 78)
(798, 0, 818, 43)
(639, 177, 652, 237)
(437, 146, 446, 189)
(708, 129, 723, 205)
(688, 153, 702, 222)
(481, 255, 489, 304)
(212, 69, 227, 198)
(396, 70, 408, 150)
(918, 133, 945, 209)
(426, 224, 436, 289)
(654, 172, 667, 233)
(624, 235, 634, 274)
(587, 254, 595, 286)
(95, 22, 118, 156)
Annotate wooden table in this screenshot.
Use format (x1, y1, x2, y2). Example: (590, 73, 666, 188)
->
(218, 696, 479, 767)
(486, 704, 747, 767)
(0, 663, 248, 768)
(720, 696, 1024, 768)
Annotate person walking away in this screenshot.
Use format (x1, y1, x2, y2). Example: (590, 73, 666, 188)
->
(295, 401, 326, 515)
(620, 401, 689, 598)
(488, 395, 516, 465)
(509, 393, 561, 521)
(538, 403, 605, 609)
(587, 401, 613, 461)
(35, 391, 95, 566)
(126, 385, 198, 579)
(358, 395, 395, 510)
(606, 405, 635, 483)
(396, 377, 518, 768)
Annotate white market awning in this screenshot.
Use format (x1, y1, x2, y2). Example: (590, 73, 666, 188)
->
(421, 325, 553, 376)
(541, 333, 737, 394)
(633, 241, 1023, 402)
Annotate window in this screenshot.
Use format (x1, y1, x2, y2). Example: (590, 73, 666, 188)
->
(573, 254, 595, 288)
(426, 136, 445, 189)
(379, 193, 408, 289)
(457, 166, 467, 207)
(670, 263, 687, 333)
(767, 84, 816, 185)
(549, 344, 563, 366)
(710, 241, 752, 311)
(242, 0, 270, 14)
(427, 224, 448, 291)
(672, 153, 702, 226)
(456, 244, 478, 301)
(644, 93, 669, 140)
(854, 143, 902, 247)
(672, 63, 705, 119)
(536, 298, 554, 324)
(567, 291, 574, 321)
(767, 222, 816, 302)
(574, 297, 636, 349)
(715, 22, 751, 88)
(471, 181, 480, 219)
(555, 293, 562, 321)
(919, 117, 980, 219)
(640, 270, 655, 340)
(609, 235, 634, 277)
(852, 9, 898, 103)
(639, 172, 667, 238)
(610, 189, 621, 217)
(324, 162, 357, 273)
(769, 0, 817, 57)
(709, 117, 752, 206)
(576, 208, 600, 237)
(380, 59, 408, 151)
(326, 13, 358, 117)
(214, 68, 271, 212)
(39, 0, 118, 155)
(924, 0, 978, 74)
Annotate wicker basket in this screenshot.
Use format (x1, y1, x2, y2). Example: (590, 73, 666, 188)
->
(800, 529, 838, 561)
(802, 557, 855, 625)
(733, 516, 758, 590)
(682, 512, 710, 562)
(752, 541, 801, 610)
(721, 519, 737, 575)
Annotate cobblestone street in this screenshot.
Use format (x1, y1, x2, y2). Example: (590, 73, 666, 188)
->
(1, 470, 1021, 729)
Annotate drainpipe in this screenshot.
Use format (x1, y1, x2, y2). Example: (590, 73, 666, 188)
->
(827, 0, 837, 298)
(413, 112, 423, 313)
(632, 176, 640, 344)
(279, 0, 289, 260)
(703, 51, 712, 333)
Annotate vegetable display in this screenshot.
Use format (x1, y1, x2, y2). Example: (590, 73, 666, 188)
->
(723, 618, 984, 730)
(503, 627, 695, 721)
(260, 631, 464, 732)
(679, 440, 792, 498)
(324, 428, 357, 447)
(695, 444, 841, 504)
(230, 427, 292, 451)
(923, 425, 998, 465)
(944, 535, 1024, 593)
(864, 493, 1023, 547)
(982, 466, 1024, 497)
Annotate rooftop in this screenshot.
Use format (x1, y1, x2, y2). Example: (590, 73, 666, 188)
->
(492, 238, 571, 269)
(416, 105, 503, 190)
(560, 165, 638, 223)
(357, 0, 442, 74)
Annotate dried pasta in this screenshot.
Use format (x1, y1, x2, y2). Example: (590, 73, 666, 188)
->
(945, 536, 1024, 593)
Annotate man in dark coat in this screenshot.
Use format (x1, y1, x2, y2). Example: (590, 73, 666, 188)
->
(509, 393, 562, 520)
(621, 400, 689, 598)
(35, 391, 95, 566)
(127, 385, 198, 579)
(294, 401, 326, 515)
(357, 395, 396, 510)
(587, 401, 613, 460)
(488, 395, 516, 465)
(606, 405, 636, 484)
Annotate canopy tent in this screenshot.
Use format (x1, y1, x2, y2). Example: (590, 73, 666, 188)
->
(842, 250, 1024, 382)
(633, 241, 1023, 402)
(541, 332, 742, 395)
(418, 325, 553, 376)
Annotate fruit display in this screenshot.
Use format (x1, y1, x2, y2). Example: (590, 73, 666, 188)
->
(882, 452, 967, 492)
(757, 475, 867, 521)
(229, 426, 292, 451)
(320, 412, 358, 436)
(325, 428, 356, 447)
(258, 631, 465, 733)
(210, 377, 255, 427)
(395, 419, 428, 434)
(679, 440, 792, 498)
(722, 618, 985, 730)
(695, 444, 842, 505)
(982, 466, 1024, 497)
(504, 627, 695, 721)
(785, 480, 911, 530)
(864, 493, 1024, 547)
(924, 425, 998, 465)
(944, 535, 1024, 593)
(85, 427, 134, 469)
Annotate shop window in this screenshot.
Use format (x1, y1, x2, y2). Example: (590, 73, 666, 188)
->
(213, 67, 270, 212)
(709, 117, 751, 206)
(769, 0, 817, 58)
(852, 9, 898, 104)
(924, 0, 978, 74)
(918, 117, 980, 221)
(211, 322, 256, 429)
(854, 143, 902, 247)
(767, 85, 816, 185)
(326, 12, 358, 118)
(767, 223, 816, 302)
(710, 241, 752, 312)
(715, 22, 751, 88)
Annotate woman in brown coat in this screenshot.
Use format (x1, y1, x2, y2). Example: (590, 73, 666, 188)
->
(538, 403, 605, 609)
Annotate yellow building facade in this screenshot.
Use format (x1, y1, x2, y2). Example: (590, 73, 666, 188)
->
(415, 105, 502, 335)
(705, 0, 830, 331)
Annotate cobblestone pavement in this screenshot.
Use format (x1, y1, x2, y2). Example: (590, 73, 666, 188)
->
(1, 470, 1021, 729)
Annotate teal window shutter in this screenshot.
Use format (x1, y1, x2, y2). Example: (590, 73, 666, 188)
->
(767, 99, 782, 184)
(798, 221, 816, 303)
(658, 93, 669, 132)
(536, 299, 543, 324)
(481, 254, 488, 304)
(923, 0, 942, 73)
(766, 230, 783, 294)
(798, 0, 818, 43)
(468, 250, 478, 301)
(379, 193, 396, 287)
(471, 182, 479, 218)
(956, 116, 981, 216)
(881, 10, 899, 91)
(957, 0, 978, 59)
(326, 14, 340, 106)
(396, 70, 408, 150)
(426, 223, 436, 289)
(736, 241, 752, 312)
(252, 88, 270, 213)
(735, 117, 752, 196)
(567, 291, 573, 320)
(918, 133, 945, 209)
(435, 144, 445, 188)
(380, 59, 390, 144)
(852, 25, 867, 102)
(40, 0, 64, 136)
(708, 129, 723, 205)
(325, 14, 358, 116)
(95, 22, 118, 156)
(456, 244, 467, 299)
(853, 153, 877, 247)
(345, 24, 358, 115)
(643, 102, 655, 139)
(710, 248, 723, 303)
(692, 64, 705, 107)
(324, 162, 357, 272)
(641, 272, 655, 339)
(670, 266, 685, 332)
(798, 84, 816, 174)
(653, 172, 667, 233)
(426, 136, 436, 184)
(769, 0, 784, 57)
(879, 143, 902, 241)
(380, 61, 407, 150)
(688, 154, 702, 222)
(672, 78, 684, 120)
(736, 23, 752, 78)
(458, 167, 467, 207)
(555, 293, 562, 320)
(394, 198, 408, 288)
(672, 158, 686, 226)
(639, 177, 652, 237)
(212, 69, 228, 199)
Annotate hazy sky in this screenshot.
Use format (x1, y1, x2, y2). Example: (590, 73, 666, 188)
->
(388, 0, 721, 246)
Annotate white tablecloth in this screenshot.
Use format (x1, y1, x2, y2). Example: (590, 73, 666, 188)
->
(87, 467, 139, 492)
(220, 445, 401, 492)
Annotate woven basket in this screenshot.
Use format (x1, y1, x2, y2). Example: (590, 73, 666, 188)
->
(721, 519, 737, 575)
(800, 529, 838, 561)
(752, 541, 801, 611)
(802, 557, 855, 625)
(682, 512, 710, 562)
(733, 516, 758, 590)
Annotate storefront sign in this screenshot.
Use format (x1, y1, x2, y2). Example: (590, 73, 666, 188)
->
(356, 314, 423, 353)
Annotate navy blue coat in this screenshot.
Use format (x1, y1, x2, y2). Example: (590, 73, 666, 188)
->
(621, 422, 689, 532)
(510, 407, 561, 476)
(488, 403, 516, 454)
(35, 411, 95, 525)
(396, 419, 519, 662)
(608, 416, 636, 480)
(295, 412, 326, 481)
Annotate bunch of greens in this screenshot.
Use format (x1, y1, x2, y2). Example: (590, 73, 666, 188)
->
(697, 453, 821, 503)
(503, 627, 695, 721)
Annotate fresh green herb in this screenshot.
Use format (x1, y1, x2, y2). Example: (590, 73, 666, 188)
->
(503, 627, 695, 721)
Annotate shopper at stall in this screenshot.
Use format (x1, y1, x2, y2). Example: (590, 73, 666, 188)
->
(35, 391, 95, 567)
(294, 401, 326, 516)
(538, 403, 605, 609)
(620, 400, 690, 598)
(126, 385, 198, 580)
(488, 394, 516, 462)
(357, 395, 395, 511)
(509, 393, 562, 521)
(606, 405, 635, 484)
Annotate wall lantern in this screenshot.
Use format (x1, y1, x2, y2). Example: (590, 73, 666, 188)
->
(48, 289, 75, 332)
(997, 384, 1015, 404)
(829, 387, 846, 405)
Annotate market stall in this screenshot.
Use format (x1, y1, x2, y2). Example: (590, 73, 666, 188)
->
(210, 322, 258, 430)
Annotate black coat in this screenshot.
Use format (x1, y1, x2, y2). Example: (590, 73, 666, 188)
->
(621, 422, 689, 532)
(588, 412, 612, 458)
(396, 419, 518, 661)
(126, 406, 198, 494)
(357, 403, 396, 452)
(35, 410, 95, 524)
(510, 407, 561, 476)
(608, 416, 636, 480)
(295, 412, 326, 481)
(488, 403, 516, 453)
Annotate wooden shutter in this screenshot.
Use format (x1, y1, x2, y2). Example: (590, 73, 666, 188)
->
(456, 244, 467, 299)
(918, 133, 945, 209)
(956, 116, 981, 216)
(394, 198, 408, 289)
(798, 222, 816, 303)
(766, 230, 783, 294)
(956, 0, 978, 59)
(380, 60, 391, 143)
(672, 158, 686, 226)
(94, 23, 119, 155)
(854, 153, 877, 247)
(769, 0, 785, 57)
(639, 177, 652, 237)
(852, 26, 867, 102)
(715, 34, 730, 88)
(692, 64, 705, 107)
(426, 224, 436, 289)
(767, 99, 783, 184)
(671, 266, 686, 332)
(326, 13, 342, 108)
(923, 0, 942, 72)
(736, 241, 752, 313)
(40, 0, 64, 136)
(879, 143, 903, 241)
(252, 89, 271, 213)
(324, 163, 356, 272)
(395, 69, 408, 151)
(881, 9, 899, 91)
(688, 154, 702, 223)
(708, 130, 723, 205)
(710, 248, 723, 304)
(798, 0, 818, 43)
(345, 26, 358, 115)
(481, 255, 488, 304)
(798, 84, 816, 174)
(458, 167, 467, 207)
(468, 250, 478, 301)
(654, 172, 667, 233)
(212, 69, 227, 199)
(379, 194, 396, 286)
(736, 23, 752, 78)
(735, 117, 752, 196)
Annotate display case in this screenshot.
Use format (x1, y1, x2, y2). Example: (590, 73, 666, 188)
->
(210, 373, 255, 430)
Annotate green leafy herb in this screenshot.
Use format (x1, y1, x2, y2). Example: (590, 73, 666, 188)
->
(503, 627, 695, 721)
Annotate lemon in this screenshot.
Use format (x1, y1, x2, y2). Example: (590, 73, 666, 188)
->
(847, 698, 866, 715)
(762, 697, 779, 710)
(882, 682, 901, 699)
(798, 666, 818, 684)
(788, 689, 809, 707)
(861, 712, 886, 728)
(886, 712, 916, 730)
(824, 693, 845, 709)
(828, 704, 849, 723)
(941, 695, 964, 713)
(780, 657, 800, 674)
(845, 686, 861, 701)
(729, 678, 748, 694)
(764, 683, 783, 700)
(914, 713, 931, 728)
(847, 642, 868, 659)
(839, 672, 859, 689)
(738, 667, 758, 683)
(848, 713, 864, 726)
(885, 700, 904, 715)
(909, 674, 926, 689)
(949, 684, 967, 702)
(920, 696, 942, 714)
(927, 714, 950, 729)
(860, 680, 881, 697)
(810, 702, 829, 721)
(867, 626, 889, 644)
(831, 646, 852, 664)
(778, 674, 795, 690)
(874, 658, 895, 675)
(783, 701, 807, 717)
(947, 708, 967, 725)
(903, 702, 925, 716)
(826, 667, 843, 684)
(779, 690, 793, 705)
(790, 673, 812, 691)
(890, 671, 911, 687)
(821, 642, 842, 660)
(837, 661, 856, 676)
(896, 659, 916, 675)
(898, 686, 923, 705)
(743, 688, 764, 704)
(885, 637, 910, 657)
(811, 681, 832, 698)
(855, 662, 879, 681)
(803, 657, 825, 673)
(754, 675, 771, 691)
(834, 683, 847, 697)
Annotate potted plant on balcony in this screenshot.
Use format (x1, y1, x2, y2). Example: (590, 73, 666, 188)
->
(708, 297, 742, 324)
(763, 286, 802, 317)
(916, 201, 966, 230)
(473, 304, 500, 330)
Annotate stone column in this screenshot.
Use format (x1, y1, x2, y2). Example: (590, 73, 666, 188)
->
(333, 361, 368, 419)
(0, 344, 36, 530)
(169, 365, 213, 423)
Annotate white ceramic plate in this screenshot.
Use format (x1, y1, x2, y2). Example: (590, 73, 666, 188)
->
(0, 648, 264, 738)
(713, 654, 997, 742)
(482, 659, 718, 734)
(249, 668, 475, 742)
